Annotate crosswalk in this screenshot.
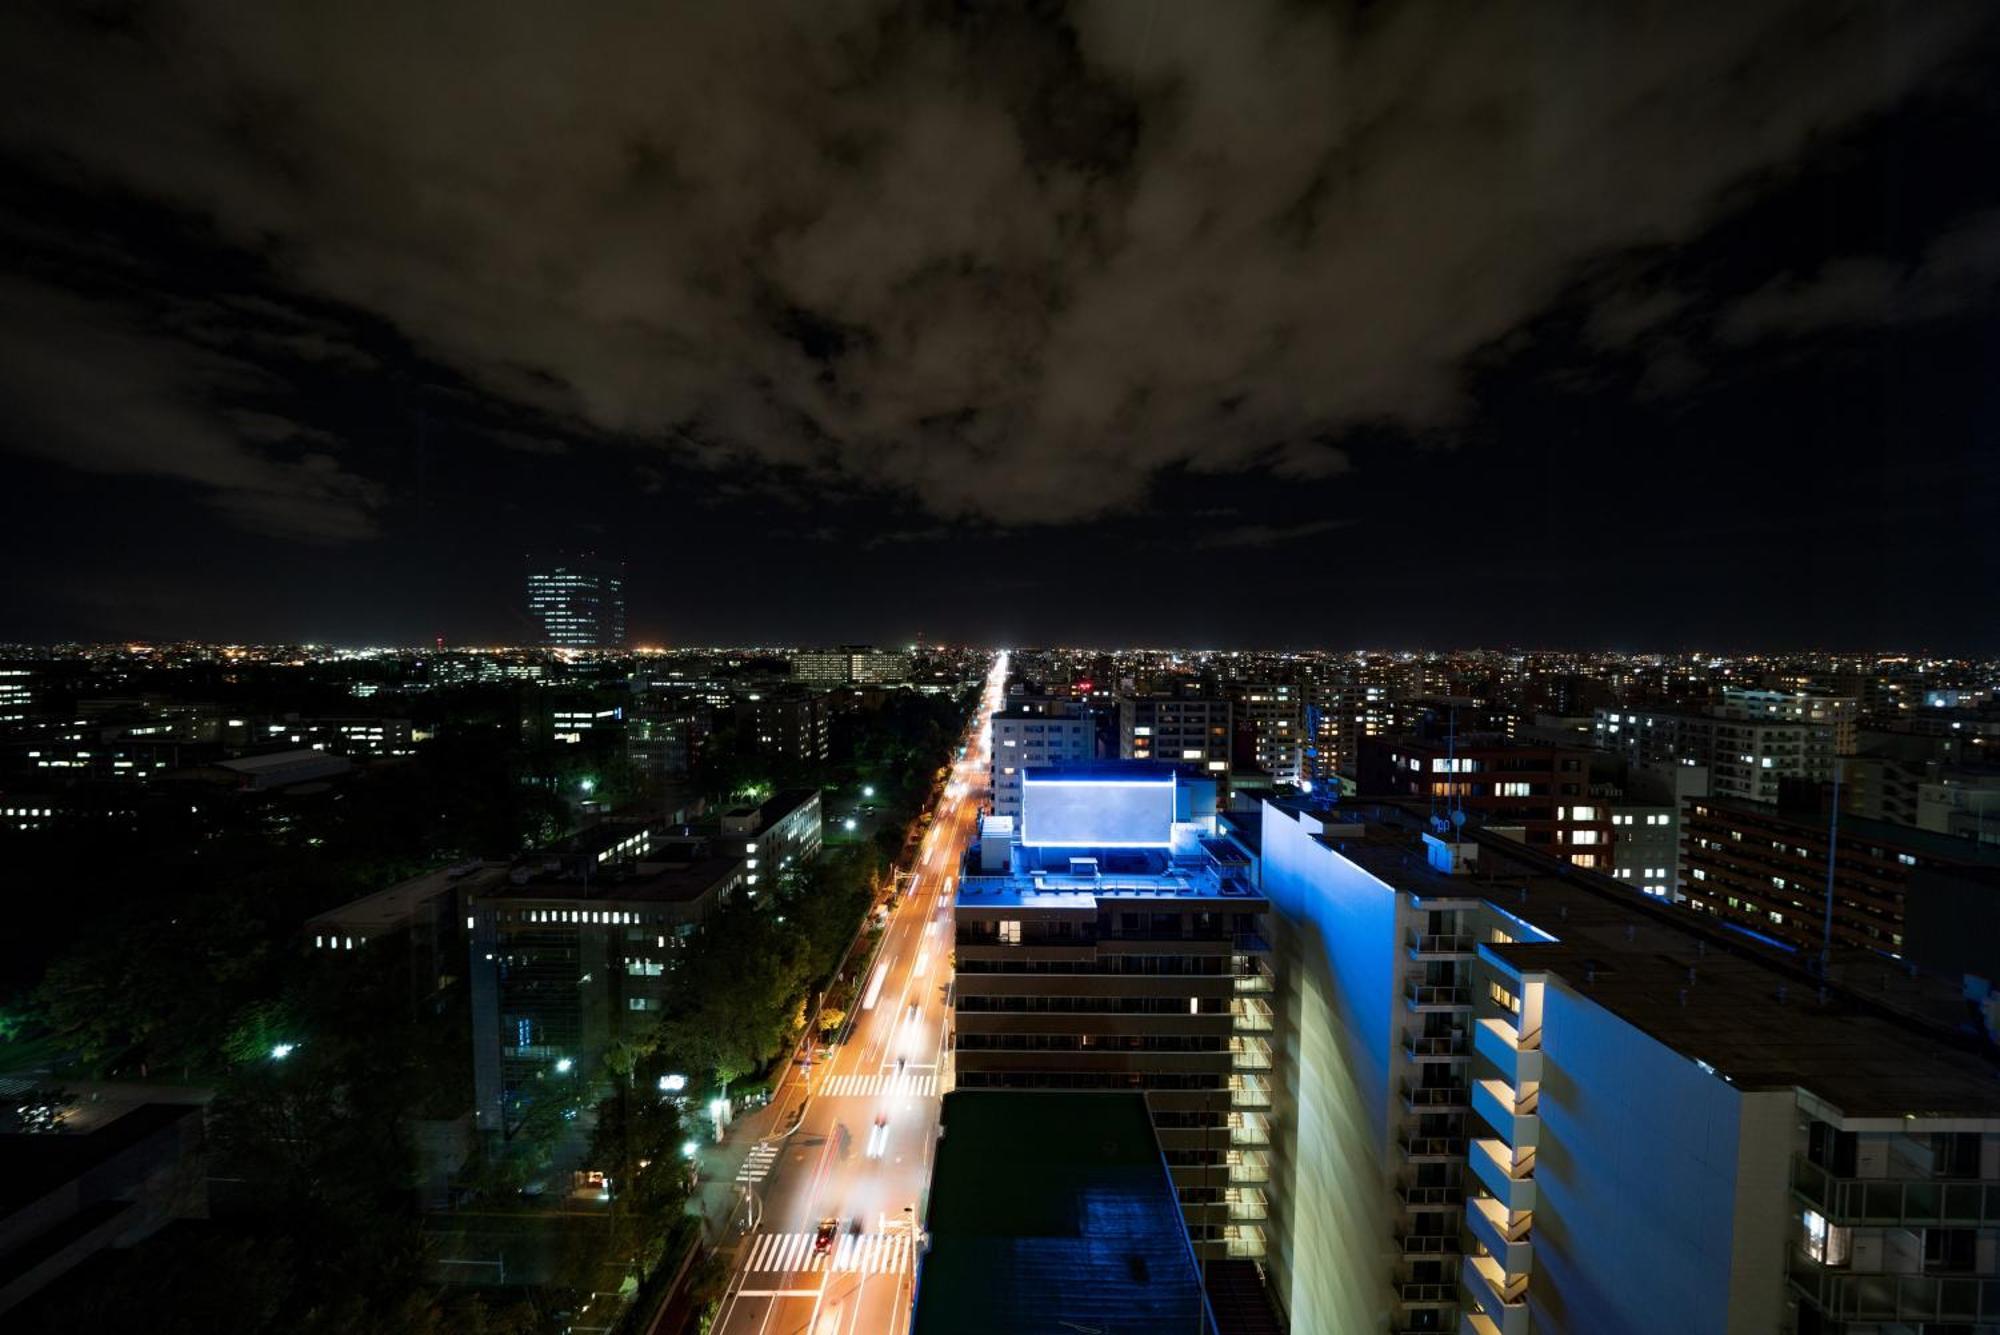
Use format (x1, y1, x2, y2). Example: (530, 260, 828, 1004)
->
(736, 1140, 783, 1184)
(815, 1072, 936, 1099)
(744, 1230, 913, 1275)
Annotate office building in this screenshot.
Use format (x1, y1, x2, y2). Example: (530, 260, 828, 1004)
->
(526, 556, 626, 649)
(626, 698, 704, 780)
(1681, 795, 2000, 956)
(1358, 734, 1611, 871)
(990, 705, 1097, 818)
(467, 836, 742, 1136)
(1258, 799, 2000, 1335)
(1120, 695, 1233, 778)
(788, 647, 912, 686)
(953, 765, 1272, 1261)
(1718, 687, 1861, 757)
(720, 787, 824, 891)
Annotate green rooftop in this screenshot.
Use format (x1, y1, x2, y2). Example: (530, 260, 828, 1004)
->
(914, 1090, 1215, 1335)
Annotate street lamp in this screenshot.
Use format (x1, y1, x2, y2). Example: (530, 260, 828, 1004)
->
(269, 1042, 295, 1060)
(579, 776, 596, 794)
(659, 1073, 688, 1094)
(556, 1057, 574, 1074)
(843, 817, 858, 832)
(863, 785, 875, 799)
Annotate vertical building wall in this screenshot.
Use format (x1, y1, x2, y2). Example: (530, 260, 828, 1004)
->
(1524, 977, 1787, 1335)
(1260, 804, 1400, 1332)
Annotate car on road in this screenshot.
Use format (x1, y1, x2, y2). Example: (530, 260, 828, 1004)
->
(814, 1217, 840, 1255)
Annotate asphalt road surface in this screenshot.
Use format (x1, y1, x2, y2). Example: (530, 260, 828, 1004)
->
(708, 653, 1007, 1335)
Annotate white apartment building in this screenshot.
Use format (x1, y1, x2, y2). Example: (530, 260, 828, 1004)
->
(989, 707, 1096, 817)
(1595, 707, 1834, 806)
(1258, 799, 2000, 1335)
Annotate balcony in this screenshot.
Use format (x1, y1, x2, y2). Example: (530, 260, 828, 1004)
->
(1466, 1194, 1533, 1275)
(1787, 1250, 2000, 1324)
(1404, 1031, 1471, 1062)
(1408, 932, 1478, 960)
(1472, 1079, 1540, 1150)
(1397, 1183, 1465, 1211)
(1791, 1155, 2000, 1226)
(1230, 1036, 1274, 1071)
(1470, 1138, 1536, 1213)
(1403, 1080, 1471, 1113)
(1232, 996, 1275, 1033)
(1233, 966, 1273, 995)
(1473, 1017, 1542, 1084)
(1395, 1228, 1464, 1257)
(1222, 1223, 1267, 1259)
(1397, 1281, 1459, 1308)
(1234, 932, 1273, 955)
(1400, 1134, 1468, 1163)
(1462, 1255, 1530, 1335)
(1226, 1149, 1270, 1185)
(1229, 1073, 1272, 1109)
(1406, 982, 1475, 1013)
(1230, 1111, 1270, 1147)
(1225, 1187, 1267, 1221)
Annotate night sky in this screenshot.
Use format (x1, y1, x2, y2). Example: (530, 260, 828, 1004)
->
(1, 2, 1997, 650)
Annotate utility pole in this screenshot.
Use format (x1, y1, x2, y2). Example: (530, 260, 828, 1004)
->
(1819, 760, 1843, 978)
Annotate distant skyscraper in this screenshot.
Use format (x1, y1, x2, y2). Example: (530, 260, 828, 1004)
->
(526, 555, 626, 648)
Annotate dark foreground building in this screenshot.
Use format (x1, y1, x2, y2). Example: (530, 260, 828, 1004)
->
(914, 1090, 1216, 1335)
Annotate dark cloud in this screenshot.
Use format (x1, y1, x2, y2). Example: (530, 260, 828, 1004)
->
(1, 0, 1992, 540)
(1195, 518, 1350, 550)
(0, 275, 382, 540)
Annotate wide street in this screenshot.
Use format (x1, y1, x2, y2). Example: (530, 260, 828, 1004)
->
(705, 652, 1007, 1335)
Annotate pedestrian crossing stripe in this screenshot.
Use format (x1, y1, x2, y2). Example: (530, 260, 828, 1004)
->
(744, 1231, 913, 1274)
(815, 1072, 937, 1099)
(735, 1141, 783, 1183)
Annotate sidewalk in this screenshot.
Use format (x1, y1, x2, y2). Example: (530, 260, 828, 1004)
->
(684, 1070, 811, 1247)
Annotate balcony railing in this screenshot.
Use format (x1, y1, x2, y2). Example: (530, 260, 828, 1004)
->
(1400, 1134, 1468, 1161)
(1227, 1150, 1270, 1185)
(1404, 1032, 1470, 1060)
(1230, 1036, 1273, 1071)
(1405, 982, 1475, 1011)
(1788, 1250, 2000, 1323)
(1791, 1155, 2000, 1226)
(1397, 1183, 1465, 1210)
(1402, 1080, 1471, 1111)
(1231, 997, 1274, 1032)
(1225, 1188, 1268, 1221)
(1229, 1074, 1271, 1109)
(1396, 1282, 1458, 1306)
(1394, 1230, 1463, 1256)
(1407, 932, 1477, 957)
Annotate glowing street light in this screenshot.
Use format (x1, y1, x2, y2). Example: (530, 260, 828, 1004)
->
(659, 1073, 688, 1093)
(555, 1057, 574, 1074)
(579, 776, 596, 794)
(681, 1140, 699, 1160)
(843, 817, 858, 832)
(269, 1043, 295, 1060)
(862, 785, 875, 799)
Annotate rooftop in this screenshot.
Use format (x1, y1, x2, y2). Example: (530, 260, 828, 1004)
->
(914, 1091, 1215, 1335)
(1283, 801, 2000, 1120)
(305, 861, 507, 934)
(1693, 794, 2000, 867)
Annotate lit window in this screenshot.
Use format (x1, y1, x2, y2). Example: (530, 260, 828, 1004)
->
(999, 920, 1021, 944)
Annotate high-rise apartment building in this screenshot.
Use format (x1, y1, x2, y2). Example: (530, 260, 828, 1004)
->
(1258, 799, 2000, 1335)
(1680, 795, 2000, 956)
(953, 767, 1273, 1261)
(1595, 706, 1835, 806)
(1358, 734, 1612, 871)
(1120, 695, 1232, 777)
(526, 556, 627, 649)
(989, 705, 1097, 817)
(1232, 684, 1305, 786)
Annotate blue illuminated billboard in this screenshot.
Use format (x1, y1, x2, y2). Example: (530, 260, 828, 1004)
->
(1019, 774, 1175, 848)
